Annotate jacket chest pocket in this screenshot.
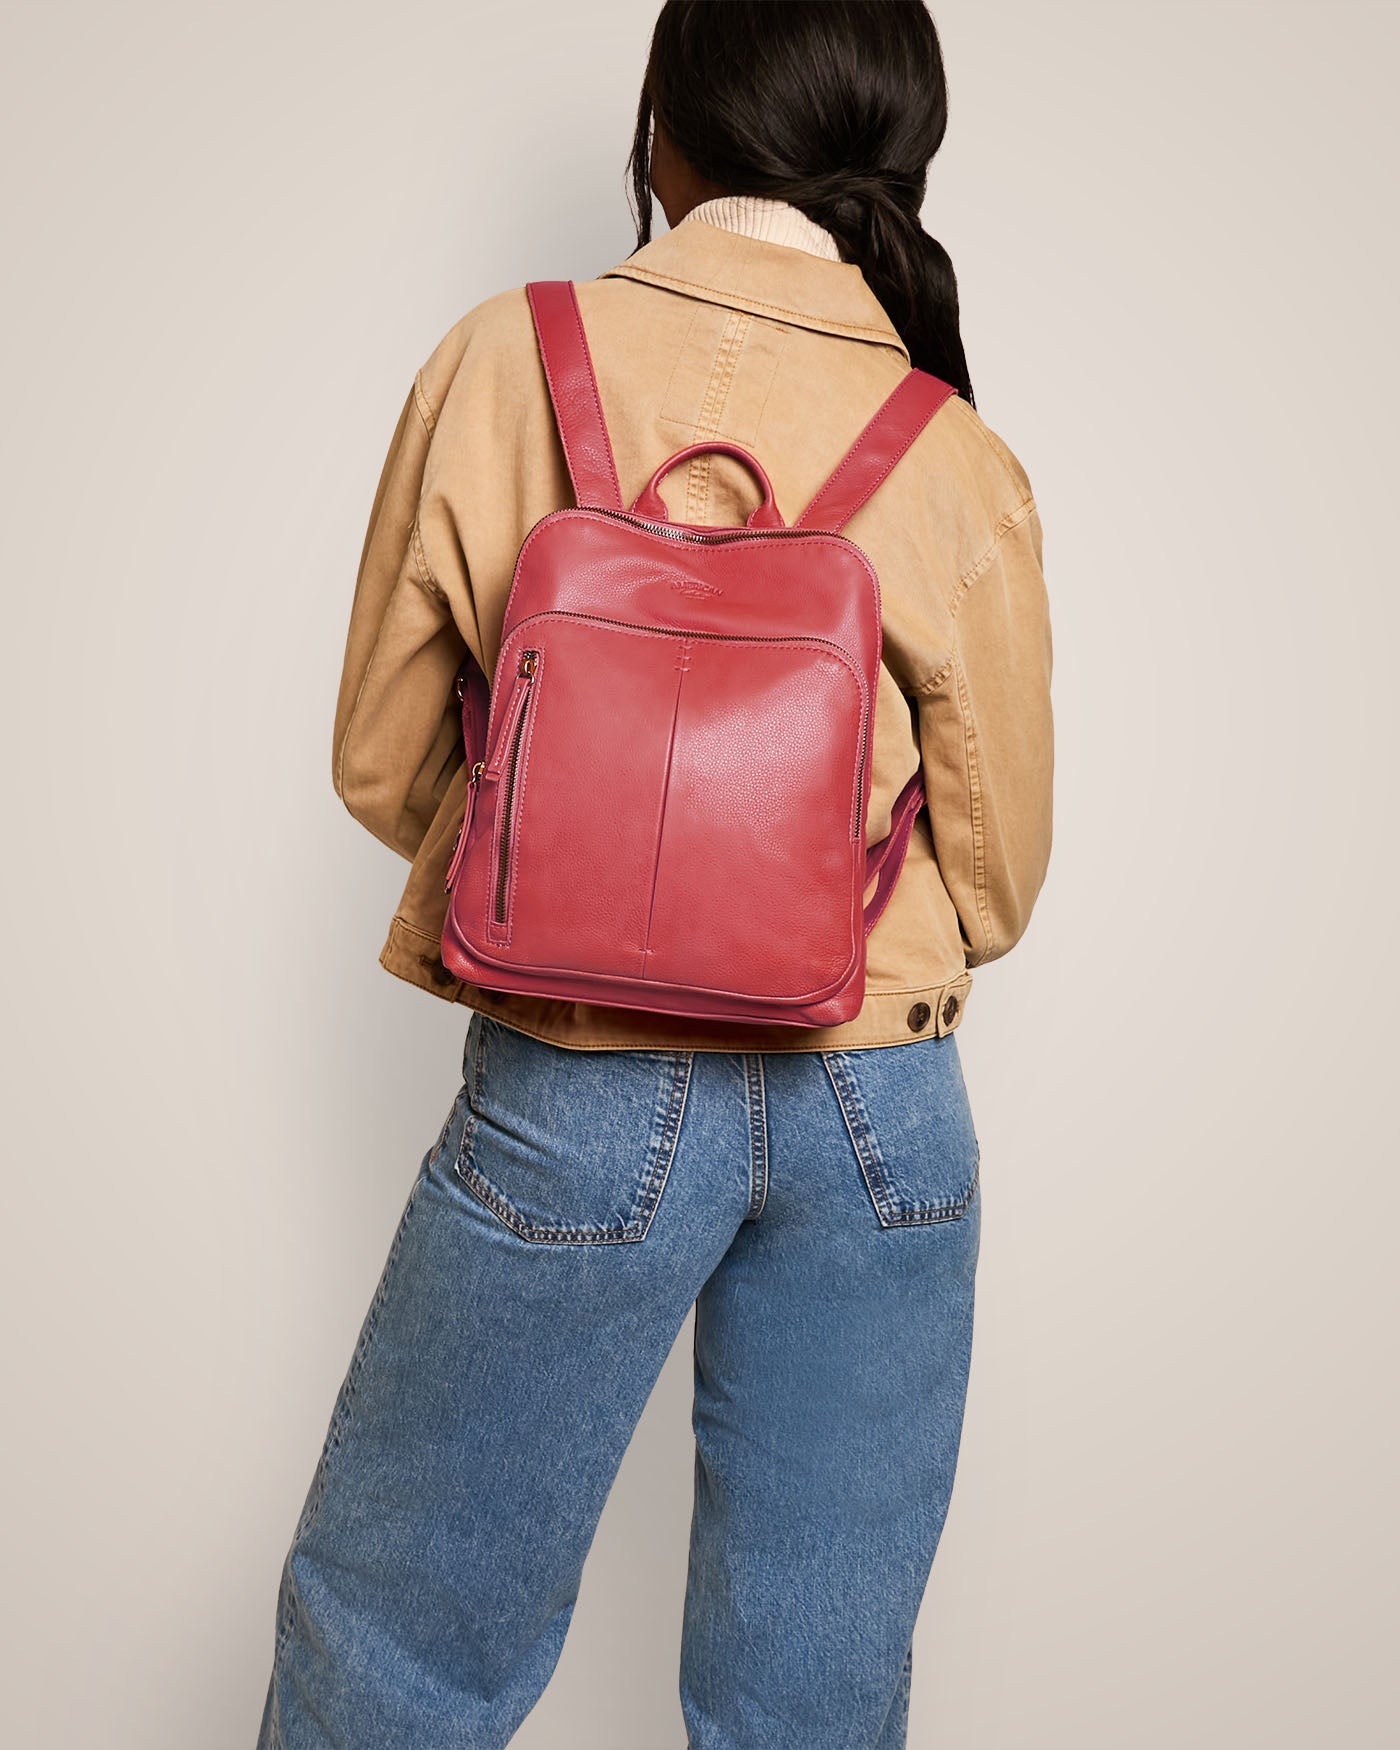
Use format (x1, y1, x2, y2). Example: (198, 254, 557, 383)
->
(821, 1039, 980, 1228)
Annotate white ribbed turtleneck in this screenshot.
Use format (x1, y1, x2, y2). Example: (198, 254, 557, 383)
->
(682, 195, 842, 262)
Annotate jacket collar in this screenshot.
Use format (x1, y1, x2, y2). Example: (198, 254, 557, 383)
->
(601, 216, 910, 363)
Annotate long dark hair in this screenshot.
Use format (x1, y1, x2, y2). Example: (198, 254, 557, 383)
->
(627, 0, 974, 405)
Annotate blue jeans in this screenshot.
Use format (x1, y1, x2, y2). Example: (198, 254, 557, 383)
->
(258, 1012, 981, 1749)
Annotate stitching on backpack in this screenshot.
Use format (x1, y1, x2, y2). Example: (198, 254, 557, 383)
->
(801, 375, 945, 530)
(639, 652, 689, 970)
(564, 288, 623, 507)
(504, 511, 879, 640)
(529, 287, 622, 510)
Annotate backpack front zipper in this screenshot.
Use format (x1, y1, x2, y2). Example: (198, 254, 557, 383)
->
(490, 648, 539, 926)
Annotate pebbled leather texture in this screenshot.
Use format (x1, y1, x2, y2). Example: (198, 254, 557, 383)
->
(441, 281, 953, 1027)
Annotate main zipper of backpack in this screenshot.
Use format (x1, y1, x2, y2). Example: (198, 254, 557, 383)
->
(595, 508, 829, 546)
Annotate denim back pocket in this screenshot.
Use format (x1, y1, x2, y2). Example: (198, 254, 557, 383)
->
(821, 1037, 980, 1228)
(454, 1013, 692, 1244)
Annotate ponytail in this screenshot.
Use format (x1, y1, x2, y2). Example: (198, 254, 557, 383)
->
(627, 1, 975, 405)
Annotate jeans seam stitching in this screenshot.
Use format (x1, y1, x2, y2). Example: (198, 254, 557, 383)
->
(744, 1054, 769, 1220)
(452, 1049, 693, 1244)
(821, 1050, 896, 1224)
(821, 1051, 978, 1227)
(883, 1156, 981, 1224)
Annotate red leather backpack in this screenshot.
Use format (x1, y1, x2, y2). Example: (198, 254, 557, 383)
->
(441, 280, 956, 1028)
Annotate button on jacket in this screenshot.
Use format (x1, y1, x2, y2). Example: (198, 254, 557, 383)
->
(332, 203, 1054, 1051)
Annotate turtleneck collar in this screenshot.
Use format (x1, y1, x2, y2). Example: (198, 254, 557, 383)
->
(681, 195, 842, 263)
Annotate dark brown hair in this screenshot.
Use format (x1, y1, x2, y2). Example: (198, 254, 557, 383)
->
(627, 1, 974, 403)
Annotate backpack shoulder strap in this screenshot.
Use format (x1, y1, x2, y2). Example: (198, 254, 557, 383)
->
(794, 368, 957, 905)
(525, 281, 623, 512)
(794, 368, 957, 533)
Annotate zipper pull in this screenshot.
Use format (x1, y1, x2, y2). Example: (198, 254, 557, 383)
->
(484, 649, 540, 779)
(443, 761, 486, 893)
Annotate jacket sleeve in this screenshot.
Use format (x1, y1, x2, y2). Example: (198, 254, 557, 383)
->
(915, 498, 1054, 966)
(331, 375, 468, 860)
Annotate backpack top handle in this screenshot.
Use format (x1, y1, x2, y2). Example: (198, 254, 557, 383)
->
(629, 441, 786, 529)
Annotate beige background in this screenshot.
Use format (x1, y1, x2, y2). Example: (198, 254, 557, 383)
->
(3, 1, 1396, 1745)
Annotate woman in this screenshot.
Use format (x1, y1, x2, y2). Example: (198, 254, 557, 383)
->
(259, 3, 1053, 1745)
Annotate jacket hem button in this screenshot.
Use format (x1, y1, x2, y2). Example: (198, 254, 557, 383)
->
(941, 993, 959, 1026)
(907, 1002, 932, 1032)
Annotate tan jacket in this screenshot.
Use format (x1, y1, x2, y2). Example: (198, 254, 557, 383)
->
(333, 212, 1053, 1051)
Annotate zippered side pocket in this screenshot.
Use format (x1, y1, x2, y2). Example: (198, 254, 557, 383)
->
(443, 759, 485, 894)
(485, 647, 540, 938)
